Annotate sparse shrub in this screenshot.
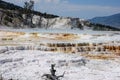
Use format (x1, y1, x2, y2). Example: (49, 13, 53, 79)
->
(4, 16, 12, 23)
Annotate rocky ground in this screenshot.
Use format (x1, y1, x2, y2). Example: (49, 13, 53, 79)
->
(0, 50, 120, 80)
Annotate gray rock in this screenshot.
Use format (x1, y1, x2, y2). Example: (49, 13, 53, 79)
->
(0, 47, 8, 53)
(15, 46, 25, 50)
(0, 59, 12, 64)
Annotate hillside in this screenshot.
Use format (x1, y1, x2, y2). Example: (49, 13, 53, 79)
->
(0, 0, 120, 31)
(89, 13, 120, 29)
(0, 0, 58, 18)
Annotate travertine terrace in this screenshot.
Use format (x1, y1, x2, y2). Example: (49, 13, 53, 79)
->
(0, 30, 120, 57)
(0, 29, 120, 80)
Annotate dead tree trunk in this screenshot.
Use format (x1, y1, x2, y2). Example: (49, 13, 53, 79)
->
(42, 64, 65, 80)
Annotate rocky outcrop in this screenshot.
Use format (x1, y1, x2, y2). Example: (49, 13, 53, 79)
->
(32, 16, 84, 29)
(0, 8, 82, 29)
(0, 0, 120, 30)
(0, 9, 119, 31)
(0, 9, 23, 28)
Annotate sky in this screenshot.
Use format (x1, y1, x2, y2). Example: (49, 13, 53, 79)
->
(3, 0, 120, 19)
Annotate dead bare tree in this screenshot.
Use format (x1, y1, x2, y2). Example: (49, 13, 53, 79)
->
(42, 64, 65, 80)
(24, 0, 34, 27)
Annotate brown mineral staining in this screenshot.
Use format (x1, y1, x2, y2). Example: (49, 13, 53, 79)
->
(81, 54, 117, 60)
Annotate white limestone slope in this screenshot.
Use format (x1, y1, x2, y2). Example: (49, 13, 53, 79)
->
(32, 15, 85, 29)
(0, 30, 120, 80)
(0, 50, 120, 80)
